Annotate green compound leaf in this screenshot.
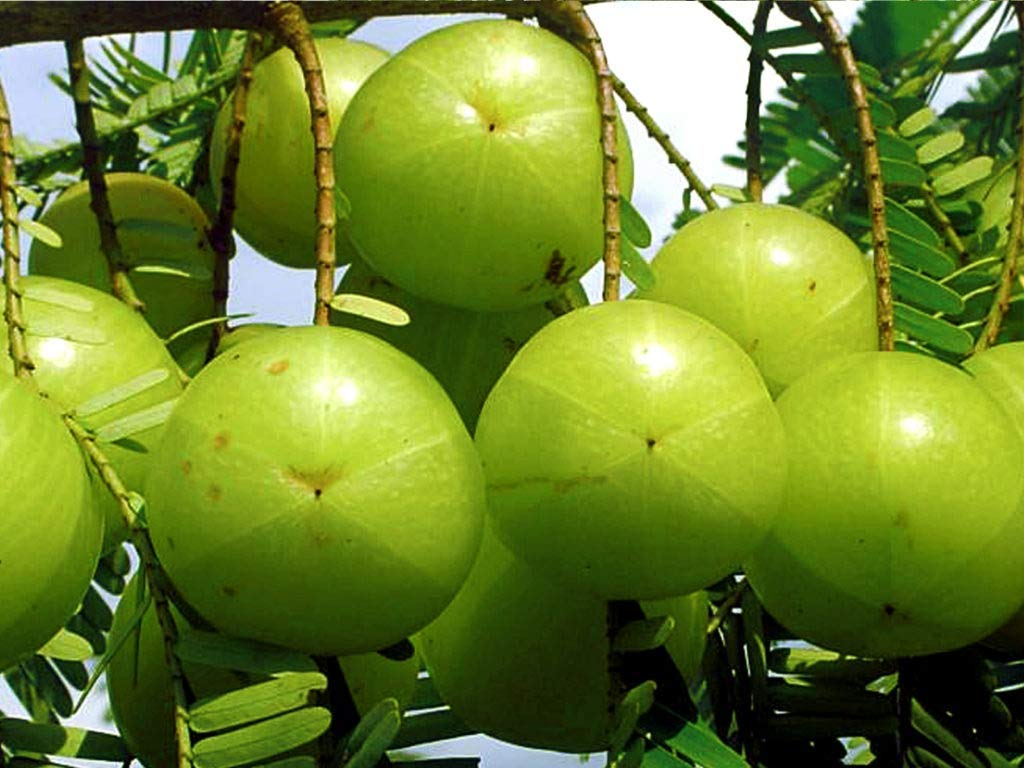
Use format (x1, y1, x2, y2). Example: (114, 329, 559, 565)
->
(762, 25, 818, 49)
(889, 230, 956, 278)
(899, 106, 937, 138)
(877, 132, 919, 164)
(94, 397, 179, 443)
(881, 159, 927, 188)
(884, 197, 942, 247)
(613, 616, 676, 653)
(0, 719, 130, 762)
(646, 713, 750, 768)
(891, 266, 965, 315)
(622, 239, 656, 292)
(622, 197, 653, 248)
(19, 218, 62, 247)
(916, 131, 965, 165)
(340, 699, 402, 768)
(37, 629, 94, 662)
(189, 672, 328, 734)
(893, 303, 973, 356)
(191, 707, 332, 768)
(330, 293, 411, 327)
(175, 629, 318, 677)
(932, 156, 994, 197)
(74, 368, 171, 418)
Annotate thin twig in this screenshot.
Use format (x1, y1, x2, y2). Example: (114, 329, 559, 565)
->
(62, 415, 193, 768)
(974, 2, 1024, 354)
(207, 31, 262, 359)
(706, 579, 749, 637)
(65, 39, 145, 313)
(541, 0, 623, 302)
(745, 1, 772, 202)
(0, 79, 32, 378)
(810, 0, 894, 351)
(610, 73, 717, 211)
(264, 3, 336, 326)
(923, 185, 969, 267)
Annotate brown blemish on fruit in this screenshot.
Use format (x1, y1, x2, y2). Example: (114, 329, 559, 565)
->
(748, 338, 760, 353)
(282, 466, 345, 499)
(207, 484, 222, 502)
(213, 432, 230, 450)
(267, 359, 289, 375)
(488, 123, 496, 132)
(221, 585, 237, 597)
(646, 437, 657, 452)
(893, 509, 909, 529)
(181, 460, 192, 476)
(883, 603, 896, 617)
(501, 337, 518, 354)
(808, 280, 817, 293)
(544, 249, 576, 287)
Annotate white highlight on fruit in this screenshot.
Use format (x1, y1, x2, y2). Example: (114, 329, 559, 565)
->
(313, 377, 361, 406)
(898, 414, 932, 442)
(632, 343, 677, 378)
(36, 336, 75, 368)
(768, 247, 792, 267)
(454, 102, 478, 121)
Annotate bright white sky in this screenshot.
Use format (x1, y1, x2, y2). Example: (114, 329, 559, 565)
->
(0, 3, 996, 767)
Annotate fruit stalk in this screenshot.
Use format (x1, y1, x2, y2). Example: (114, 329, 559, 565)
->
(974, 1, 1024, 354)
(610, 74, 717, 211)
(263, 3, 336, 326)
(808, 0, 894, 352)
(540, 0, 623, 302)
(65, 39, 146, 315)
(0, 77, 33, 378)
(207, 31, 261, 359)
(744, 1, 771, 202)
(61, 414, 194, 768)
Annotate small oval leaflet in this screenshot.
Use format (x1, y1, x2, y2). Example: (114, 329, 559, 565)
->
(341, 698, 402, 768)
(174, 628, 318, 676)
(73, 368, 171, 418)
(884, 197, 942, 247)
(13, 185, 43, 207)
(0, 719, 130, 762)
(880, 159, 927, 188)
(889, 230, 956, 279)
(710, 184, 749, 203)
(132, 261, 214, 282)
(621, 239, 656, 292)
(189, 672, 328, 733)
(37, 629, 94, 663)
(916, 131, 965, 165)
(898, 107, 937, 138)
(891, 265, 965, 316)
(95, 397, 179, 443)
(330, 293, 410, 327)
(932, 156, 994, 197)
(893, 303, 973, 356)
(621, 197, 652, 248)
(612, 615, 676, 653)
(19, 218, 62, 248)
(191, 707, 332, 768)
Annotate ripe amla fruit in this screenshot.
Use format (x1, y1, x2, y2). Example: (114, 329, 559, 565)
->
(1, 277, 184, 549)
(210, 38, 388, 269)
(417, 527, 707, 753)
(635, 203, 876, 395)
(335, 258, 587, 429)
(0, 371, 101, 671)
(107, 574, 419, 768)
(744, 351, 1024, 658)
(27, 173, 217, 373)
(475, 299, 786, 600)
(335, 19, 634, 312)
(145, 325, 486, 655)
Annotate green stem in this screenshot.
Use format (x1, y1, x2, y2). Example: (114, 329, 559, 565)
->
(923, 185, 969, 267)
(0, 79, 32, 379)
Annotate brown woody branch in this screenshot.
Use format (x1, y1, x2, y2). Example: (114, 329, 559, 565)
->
(264, 3, 336, 326)
(809, 0, 894, 351)
(610, 73, 717, 211)
(207, 31, 262, 358)
(745, 1, 772, 202)
(66, 39, 146, 313)
(974, 1, 1024, 354)
(541, 0, 623, 302)
(0, 78, 32, 378)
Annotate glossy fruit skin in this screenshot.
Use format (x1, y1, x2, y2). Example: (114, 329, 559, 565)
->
(335, 258, 587, 429)
(416, 527, 707, 753)
(475, 299, 786, 600)
(27, 173, 217, 368)
(210, 38, 388, 269)
(335, 19, 634, 312)
(107, 574, 420, 768)
(0, 372, 101, 671)
(636, 203, 877, 395)
(745, 351, 1024, 658)
(964, 342, 1024, 653)
(145, 325, 486, 655)
(1, 277, 184, 550)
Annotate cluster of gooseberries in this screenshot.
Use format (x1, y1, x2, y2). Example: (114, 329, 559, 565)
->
(3, 15, 1024, 765)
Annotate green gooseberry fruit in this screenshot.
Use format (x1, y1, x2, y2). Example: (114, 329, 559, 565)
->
(744, 351, 1024, 658)
(0, 371, 101, 671)
(107, 574, 420, 768)
(214, 323, 283, 356)
(635, 203, 877, 395)
(475, 299, 786, 600)
(27, 172, 217, 371)
(145, 325, 486, 655)
(1, 277, 184, 550)
(334, 258, 587, 429)
(416, 526, 707, 754)
(335, 19, 635, 312)
(209, 38, 388, 269)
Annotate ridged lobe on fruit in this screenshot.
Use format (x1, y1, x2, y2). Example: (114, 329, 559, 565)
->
(210, 39, 388, 269)
(28, 173, 216, 350)
(475, 299, 785, 600)
(0, 373, 101, 671)
(107, 574, 419, 768)
(145, 325, 485, 655)
(334, 258, 587, 429)
(637, 203, 877, 396)
(745, 351, 1024, 658)
(1, 277, 184, 550)
(335, 19, 635, 312)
